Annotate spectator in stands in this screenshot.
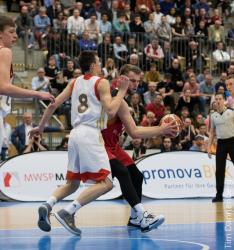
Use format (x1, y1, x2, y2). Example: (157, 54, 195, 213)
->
(34, 6, 51, 49)
(214, 72, 228, 93)
(136, 0, 154, 13)
(163, 41, 175, 71)
(1, 117, 12, 161)
(184, 17, 195, 39)
(129, 14, 145, 34)
(213, 42, 231, 72)
(208, 20, 225, 49)
(181, 7, 194, 25)
(172, 16, 186, 56)
(186, 40, 205, 72)
(15, 5, 34, 49)
(189, 135, 205, 152)
(99, 13, 112, 35)
(210, 8, 222, 25)
(160, 137, 175, 152)
(175, 89, 196, 115)
(44, 56, 61, 95)
(97, 33, 114, 66)
(23, 134, 49, 153)
(80, 1, 95, 19)
(132, 138, 146, 161)
(113, 12, 130, 35)
(196, 123, 209, 145)
(194, 0, 209, 17)
(145, 94, 165, 124)
(143, 81, 158, 105)
(67, 9, 84, 37)
(113, 35, 128, 68)
(79, 31, 97, 51)
(197, 66, 210, 83)
(167, 58, 184, 94)
(179, 106, 191, 123)
(56, 135, 69, 151)
(141, 111, 157, 126)
(145, 63, 161, 84)
(152, 3, 163, 29)
(84, 13, 100, 42)
(179, 117, 195, 150)
(144, 39, 164, 67)
(53, 12, 67, 33)
(227, 23, 234, 41)
(199, 73, 215, 109)
(63, 60, 75, 84)
(156, 73, 175, 112)
(128, 93, 146, 125)
(31, 67, 50, 93)
(11, 112, 62, 154)
(195, 19, 208, 38)
(166, 7, 176, 26)
(157, 15, 172, 43)
(46, 0, 63, 23)
(137, 72, 148, 102)
(160, 0, 175, 15)
(102, 58, 118, 82)
(144, 12, 157, 42)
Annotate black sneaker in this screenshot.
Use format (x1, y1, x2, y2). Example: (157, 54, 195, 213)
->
(127, 217, 141, 228)
(140, 212, 165, 233)
(54, 209, 81, 236)
(212, 196, 223, 203)
(38, 203, 52, 232)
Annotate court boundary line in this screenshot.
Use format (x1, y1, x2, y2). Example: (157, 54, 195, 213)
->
(0, 235, 210, 250)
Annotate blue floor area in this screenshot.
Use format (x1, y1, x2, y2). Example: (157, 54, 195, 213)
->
(0, 222, 233, 250)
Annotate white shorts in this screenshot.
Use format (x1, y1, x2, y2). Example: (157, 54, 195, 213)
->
(66, 124, 112, 183)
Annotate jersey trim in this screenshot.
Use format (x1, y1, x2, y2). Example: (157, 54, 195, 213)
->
(94, 77, 103, 101)
(66, 169, 110, 182)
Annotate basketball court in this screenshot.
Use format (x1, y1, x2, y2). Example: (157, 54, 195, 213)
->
(0, 198, 233, 250)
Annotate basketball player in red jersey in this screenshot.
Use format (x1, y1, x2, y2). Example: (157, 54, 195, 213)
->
(102, 64, 178, 231)
(0, 16, 54, 155)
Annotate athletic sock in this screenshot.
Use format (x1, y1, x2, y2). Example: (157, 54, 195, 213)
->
(65, 200, 82, 215)
(46, 196, 57, 208)
(130, 207, 137, 218)
(134, 203, 146, 220)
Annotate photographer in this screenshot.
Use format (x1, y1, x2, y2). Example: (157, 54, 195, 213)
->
(23, 134, 48, 153)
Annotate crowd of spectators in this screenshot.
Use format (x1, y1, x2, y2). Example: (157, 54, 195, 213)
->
(3, 0, 234, 160)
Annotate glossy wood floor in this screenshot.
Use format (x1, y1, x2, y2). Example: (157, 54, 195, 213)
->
(0, 198, 234, 250)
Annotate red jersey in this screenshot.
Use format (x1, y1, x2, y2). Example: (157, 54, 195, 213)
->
(102, 116, 134, 167)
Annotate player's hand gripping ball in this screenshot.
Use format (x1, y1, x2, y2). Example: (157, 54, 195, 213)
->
(160, 114, 183, 137)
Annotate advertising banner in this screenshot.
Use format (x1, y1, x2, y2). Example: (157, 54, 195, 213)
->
(0, 151, 121, 201)
(137, 151, 234, 198)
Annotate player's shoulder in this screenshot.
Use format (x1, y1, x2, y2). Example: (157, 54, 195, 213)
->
(0, 47, 12, 55)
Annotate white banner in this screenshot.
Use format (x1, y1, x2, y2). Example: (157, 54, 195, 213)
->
(137, 151, 234, 198)
(0, 151, 121, 201)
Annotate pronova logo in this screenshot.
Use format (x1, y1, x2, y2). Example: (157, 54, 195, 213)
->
(137, 151, 234, 199)
(3, 172, 21, 187)
(0, 151, 121, 201)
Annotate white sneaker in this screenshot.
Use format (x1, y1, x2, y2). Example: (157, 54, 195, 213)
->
(140, 212, 165, 233)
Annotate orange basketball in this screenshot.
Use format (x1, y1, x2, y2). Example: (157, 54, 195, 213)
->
(160, 114, 183, 137)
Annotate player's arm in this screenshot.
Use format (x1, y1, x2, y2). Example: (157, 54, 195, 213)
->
(29, 82, 73, 138)
(207, 126, 215, 158)
(118, 100, 177, 138)
(98, 77, 129, 117)
(0, 48, 54, 102)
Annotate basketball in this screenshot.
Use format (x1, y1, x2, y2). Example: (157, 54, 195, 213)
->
(160, 114, 183, 137)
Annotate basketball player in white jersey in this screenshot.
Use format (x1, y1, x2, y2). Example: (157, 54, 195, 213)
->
(29, 51, 131, 235)
(0, 15, 54, 155)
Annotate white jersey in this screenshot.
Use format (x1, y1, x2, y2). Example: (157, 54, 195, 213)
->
(0, 46, 13, 118)
(71, 74, 108, 130)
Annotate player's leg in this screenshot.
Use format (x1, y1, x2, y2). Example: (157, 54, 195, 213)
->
(54, 126, 113, 235)
(38, 180, 80, 232)
(110, 159, 165, 232)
